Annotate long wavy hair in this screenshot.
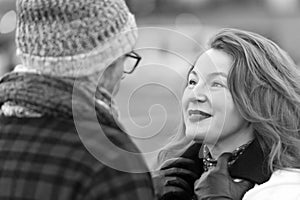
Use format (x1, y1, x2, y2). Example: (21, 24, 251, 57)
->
(157, 28, 300, 172)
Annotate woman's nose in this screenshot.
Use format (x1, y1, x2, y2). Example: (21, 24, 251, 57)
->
(196, 93, 207, 103)
(191, 83, 208, 103)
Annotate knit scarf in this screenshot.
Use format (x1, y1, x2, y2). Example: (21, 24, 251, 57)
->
(0, 71, 120, 127)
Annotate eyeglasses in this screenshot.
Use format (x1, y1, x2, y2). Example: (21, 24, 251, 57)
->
(123, 51, 142, 74)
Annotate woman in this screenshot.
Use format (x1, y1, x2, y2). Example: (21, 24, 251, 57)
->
(153, 28, 300, 200)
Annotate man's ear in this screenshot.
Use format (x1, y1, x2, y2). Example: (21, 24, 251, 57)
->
(98, 57, 124, 94)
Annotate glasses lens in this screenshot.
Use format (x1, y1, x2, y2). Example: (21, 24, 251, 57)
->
(124, 56, 136, 73)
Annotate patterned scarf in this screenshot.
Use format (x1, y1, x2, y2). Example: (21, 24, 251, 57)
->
(0, 71, 120, 127)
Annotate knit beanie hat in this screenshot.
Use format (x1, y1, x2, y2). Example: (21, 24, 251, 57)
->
(15, 0, 138, 77)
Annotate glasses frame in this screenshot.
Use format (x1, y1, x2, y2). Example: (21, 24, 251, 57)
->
(124, 51, 142, 74)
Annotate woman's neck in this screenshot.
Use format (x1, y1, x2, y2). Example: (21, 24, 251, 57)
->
(206, 126, 255, 159)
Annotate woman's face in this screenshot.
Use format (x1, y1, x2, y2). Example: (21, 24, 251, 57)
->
(182, 49, 252, 146)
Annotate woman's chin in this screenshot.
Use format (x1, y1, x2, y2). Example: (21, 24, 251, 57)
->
(185, 129, 206, 142)
(185, 130, 218, 145)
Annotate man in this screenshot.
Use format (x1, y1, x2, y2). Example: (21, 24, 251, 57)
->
(0, 0, 154, 199)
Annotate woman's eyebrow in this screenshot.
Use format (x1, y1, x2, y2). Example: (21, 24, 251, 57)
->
(188, 71, 227, 82)
(207, 72, 228, 79)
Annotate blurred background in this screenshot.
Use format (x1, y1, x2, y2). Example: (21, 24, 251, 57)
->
(1, 0, 300, 169)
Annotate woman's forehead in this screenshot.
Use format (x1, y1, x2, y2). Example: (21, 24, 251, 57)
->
(192, 49, 233, 76)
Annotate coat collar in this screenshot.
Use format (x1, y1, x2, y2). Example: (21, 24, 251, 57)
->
(228, 138, 271, 184)
(185, 138, 272, 185)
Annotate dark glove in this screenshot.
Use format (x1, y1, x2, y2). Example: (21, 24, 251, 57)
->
(153, 143, 203, 200)
(195, 153, 254, 200)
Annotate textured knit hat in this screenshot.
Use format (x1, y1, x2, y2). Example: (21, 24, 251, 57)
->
(15, 0, 137, 77)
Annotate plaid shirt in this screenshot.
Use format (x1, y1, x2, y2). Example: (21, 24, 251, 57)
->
(0, 115, 155, 200)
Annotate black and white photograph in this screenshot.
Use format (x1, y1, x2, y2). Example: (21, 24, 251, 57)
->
(0, 0, 300, 199)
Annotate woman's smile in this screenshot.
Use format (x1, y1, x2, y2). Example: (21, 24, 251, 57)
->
(187, 109, 212, 122)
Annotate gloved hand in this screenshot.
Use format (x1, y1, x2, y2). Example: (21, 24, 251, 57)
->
(195, 153, 254, 200)
(152, 143, 203, 200)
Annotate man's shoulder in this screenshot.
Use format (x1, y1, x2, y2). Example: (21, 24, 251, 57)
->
(0, 116, 154, 199)
(0, 115, 77, 134)
(0, 115, 101, 166)
(73, 116, 150, 173)
(0, 115, 147, 171)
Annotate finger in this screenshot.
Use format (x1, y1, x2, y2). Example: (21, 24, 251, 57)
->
(160, 186, 192, 200)
(164, 168, 198, 180)
(215, 152, 232, 172)
(164, 176, 194, 195)
(161, 157, 199, 172)
(163, 168, 199, 187)
(161, 158, 194, 169)
(160, 158, 180, 169)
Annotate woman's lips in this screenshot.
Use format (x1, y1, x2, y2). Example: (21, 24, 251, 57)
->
(188, 109, 212, 122)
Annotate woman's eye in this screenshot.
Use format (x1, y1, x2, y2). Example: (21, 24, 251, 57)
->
(211, 82, 224, 88)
